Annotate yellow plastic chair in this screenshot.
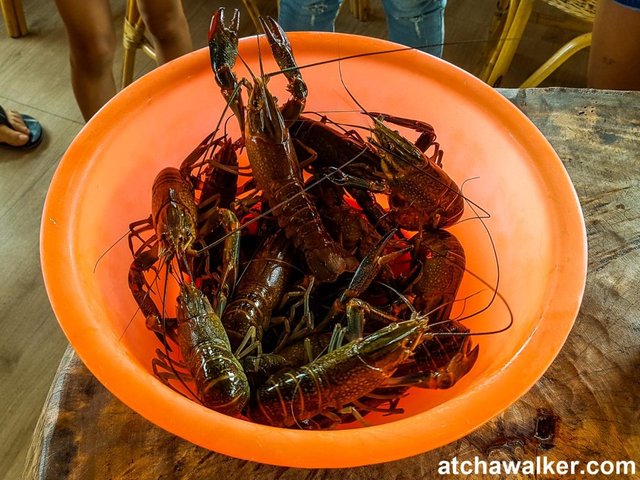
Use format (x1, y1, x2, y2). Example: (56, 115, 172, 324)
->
(479, 0, 597, 87)
(0, 0, 27, 37)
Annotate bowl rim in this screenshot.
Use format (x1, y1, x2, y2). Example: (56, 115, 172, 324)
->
(40, 32, 587, 468)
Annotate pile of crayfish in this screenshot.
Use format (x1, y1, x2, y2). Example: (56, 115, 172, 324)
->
(127, 8, 480, 430)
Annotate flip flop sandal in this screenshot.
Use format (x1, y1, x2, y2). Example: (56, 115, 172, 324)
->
(0, 105, 43, 150)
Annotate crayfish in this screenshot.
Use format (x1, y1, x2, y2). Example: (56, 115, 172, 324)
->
(124, 8, 509, 429)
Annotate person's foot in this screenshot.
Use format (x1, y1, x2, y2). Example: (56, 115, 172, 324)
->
(0, 108, 30, 147)
(0, 106, 43, 149)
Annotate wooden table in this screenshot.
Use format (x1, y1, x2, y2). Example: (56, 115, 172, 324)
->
(25, 88, 639, 479)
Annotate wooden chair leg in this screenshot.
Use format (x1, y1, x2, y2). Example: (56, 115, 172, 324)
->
(349, 0, 371, 22)
(121, 0, 146, 89)
(120, 0, 162, 88)
(1, 0, 28, 38)
(121, 42, 138, 88)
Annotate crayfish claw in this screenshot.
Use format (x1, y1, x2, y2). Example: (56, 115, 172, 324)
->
(259, 16, 293, 71)
(389, 339, 479, 390)
(260, 16, 307, 120)
(209, 8, 245, 132)
(432, 342, 480, 389)
(208, 8, 240, 86)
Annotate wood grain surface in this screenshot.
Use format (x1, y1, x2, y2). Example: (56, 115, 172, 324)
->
(24, 88, 640, 479)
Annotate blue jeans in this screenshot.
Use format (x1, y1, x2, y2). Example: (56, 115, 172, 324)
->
(278, 0, 447, 57)
(613, 0, 640, 8)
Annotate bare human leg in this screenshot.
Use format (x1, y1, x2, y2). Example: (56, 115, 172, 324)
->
(137, 0, 193, 64)
(55, 0, 117, 121)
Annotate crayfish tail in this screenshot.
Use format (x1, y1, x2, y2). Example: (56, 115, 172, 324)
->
(195, 353, 250, 415)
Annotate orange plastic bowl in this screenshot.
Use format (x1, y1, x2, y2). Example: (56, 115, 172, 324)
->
(41, 33, 587, 468)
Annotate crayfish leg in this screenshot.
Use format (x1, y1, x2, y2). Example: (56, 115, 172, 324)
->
(197, 207, 241, 316)
(318, 230, 405, 332)
(367, 112, 438, 154)
(344, 298, 402, 342)
(127, 215, 155, 257)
